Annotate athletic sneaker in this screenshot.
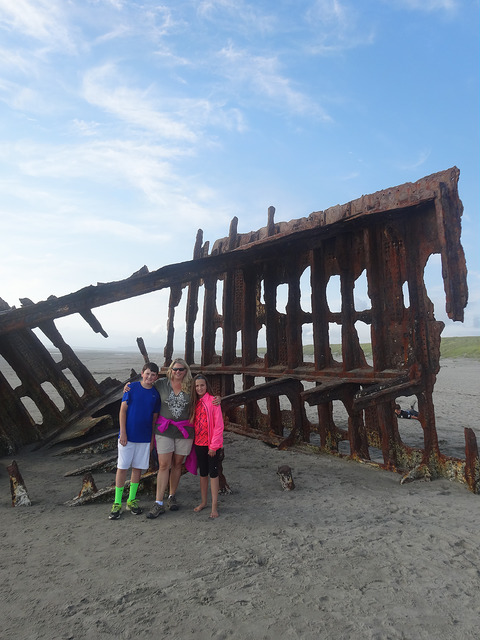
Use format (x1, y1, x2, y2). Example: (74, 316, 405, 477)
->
(126, 499, 143, 515)
(167, 495, 179, 511)
(146, 502, 165, 519)
(109, 503, 122, 520)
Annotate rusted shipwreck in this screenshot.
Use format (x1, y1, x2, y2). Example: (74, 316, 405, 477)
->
(1, 166, 477, 495)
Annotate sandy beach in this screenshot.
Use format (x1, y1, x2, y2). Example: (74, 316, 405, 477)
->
(1, 356, 479, 640)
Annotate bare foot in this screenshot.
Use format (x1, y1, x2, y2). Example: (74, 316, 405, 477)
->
(209, 509, 219, 519)
(194, 503, 207, 512)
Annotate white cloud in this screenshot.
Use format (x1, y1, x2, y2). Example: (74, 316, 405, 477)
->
(82, 62, 247, 140)
(305, 0, 376, 54)
(0, 46, 32, 74)
(218, 44, 332, 121)
(0, 0, 76, 53)
(72, 119, 102, 136)
(197, 0, 276, 35)
(0, 135, 233, 230)
(393, 0, 458, 12)
(0, 78, 46, 112)
(93, 23, 131, 45)
(71, 216, 169, 244)
(82, 64, 198, 142)
(397, 149, 432, 171)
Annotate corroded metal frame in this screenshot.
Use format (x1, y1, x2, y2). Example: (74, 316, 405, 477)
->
(0, 167, 476, 491)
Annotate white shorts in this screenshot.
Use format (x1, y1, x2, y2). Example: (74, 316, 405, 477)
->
(117, 441, 150, 471)
(155, 435, 193, 457)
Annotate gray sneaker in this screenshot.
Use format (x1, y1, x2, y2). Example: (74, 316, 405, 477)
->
(146, 502, 165, 519)
(167, 495, 179, 511)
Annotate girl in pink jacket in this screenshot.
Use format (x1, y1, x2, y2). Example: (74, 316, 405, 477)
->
(190, 374, 224, 518)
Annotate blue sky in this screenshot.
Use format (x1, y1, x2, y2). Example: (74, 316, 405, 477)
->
(0, 0, 478, 351)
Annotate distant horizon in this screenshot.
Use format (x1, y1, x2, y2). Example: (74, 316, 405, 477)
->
(59, 335, 480, 360)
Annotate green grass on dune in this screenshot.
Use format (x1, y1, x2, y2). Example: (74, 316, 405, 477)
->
(438, 336, 480, 359)
(270, 336, 480, 360)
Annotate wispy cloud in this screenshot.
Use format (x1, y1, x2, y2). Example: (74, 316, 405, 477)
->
(397, 149, 432, 171)
(305, 0, 376, 54)
(83, 62, 246, 140)
(0, 46, 33, 74)
(392, 0, 459, 12)
(0, 0, 76, 53)
(217, 44, 332, 121)
(197, 0, 276, 35)
(82, 64, 198, 142)
(0, 137, 232, 232)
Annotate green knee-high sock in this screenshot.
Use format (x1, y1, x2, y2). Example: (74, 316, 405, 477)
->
(114, 486, 124, 505)
(128, 482, 139, 502)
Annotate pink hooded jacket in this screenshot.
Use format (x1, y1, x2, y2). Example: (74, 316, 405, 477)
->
(196, 392, 224, 451)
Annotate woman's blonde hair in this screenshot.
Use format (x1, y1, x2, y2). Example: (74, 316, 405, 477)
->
(166, 358, 193, 395)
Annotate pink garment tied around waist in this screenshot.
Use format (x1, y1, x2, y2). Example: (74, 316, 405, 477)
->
(155, 415, 197, 475)
(156, 415, 194, 439)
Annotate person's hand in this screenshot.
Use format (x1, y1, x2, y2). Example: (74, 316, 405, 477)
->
(212, 396, 221, 406)
(119, 432, 128, 446)
(208, 448, 216, 457)
(123, 382, 131, 393)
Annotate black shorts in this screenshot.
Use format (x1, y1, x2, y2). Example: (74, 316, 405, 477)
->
(195, 444, 219, 478)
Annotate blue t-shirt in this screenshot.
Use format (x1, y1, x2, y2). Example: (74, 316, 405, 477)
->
(121, 381, 161, 443)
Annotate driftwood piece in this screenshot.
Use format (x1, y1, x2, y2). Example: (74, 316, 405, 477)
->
(464, 428, 480, 494)
(7, 460, 32, 506)
(277, 464, 295, 491)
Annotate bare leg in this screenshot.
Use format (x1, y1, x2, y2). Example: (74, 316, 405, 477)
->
(210, 476, 219, 518)
(130, 467, 141, 484)
(194, 476, 208, 512)
(115, 468, 127, 489)
(156, 453, 173, 502)
(169, 453, 185, 497)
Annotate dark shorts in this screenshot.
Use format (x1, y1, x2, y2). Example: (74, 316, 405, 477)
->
(195, 444, 219, 478)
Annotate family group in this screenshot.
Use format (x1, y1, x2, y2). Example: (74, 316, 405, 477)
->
(109, 358, 224, 521)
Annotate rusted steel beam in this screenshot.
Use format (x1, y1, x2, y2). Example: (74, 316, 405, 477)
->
(164, 285, 183, 366)
(222, 377, 309, 443)
(64, 456, 117, 477)
(184, 229, 203, 364)
(311, 245, 335, 370)
(222, 377, 303, 407)
(136, 337, 150, 364)
(464, 428, 480, 494)
(201, 276, 221, 366)
(302, 379, 365, 405)
(435, 180, 468, 321)
(352, 367, 423, 410)
(0, 371, 41, 452)
(53, 431, 118, 455)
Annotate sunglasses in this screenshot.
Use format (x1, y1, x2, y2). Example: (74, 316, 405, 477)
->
(172, 367, 186, 372)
